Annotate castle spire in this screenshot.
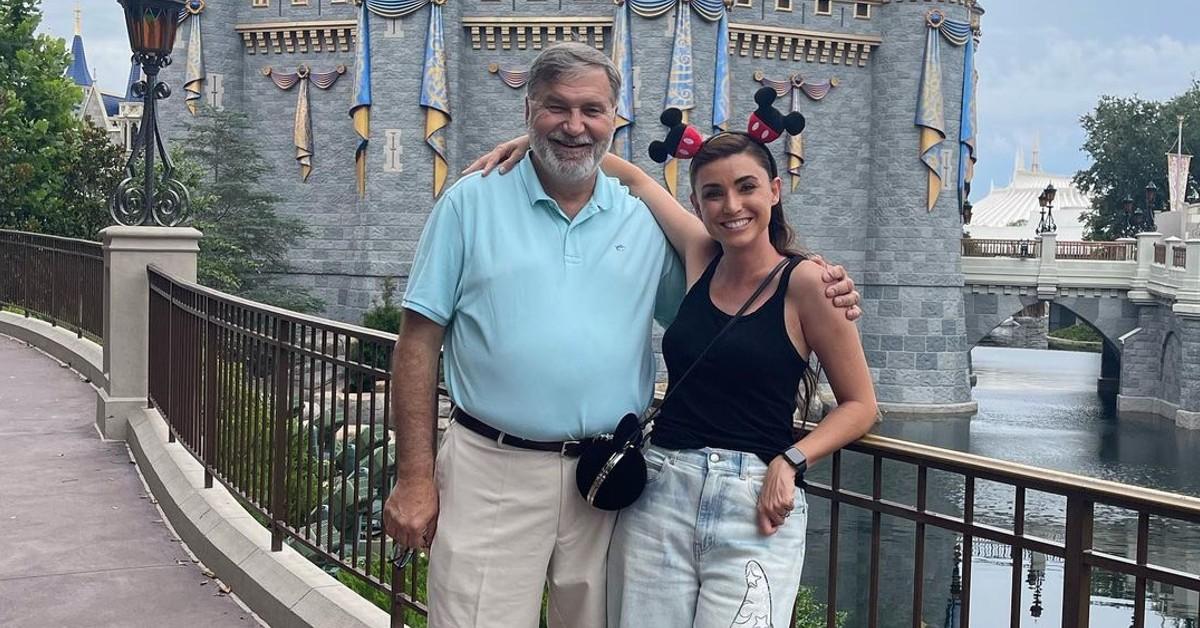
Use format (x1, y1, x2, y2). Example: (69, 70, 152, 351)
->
(66, 6, 93, 88)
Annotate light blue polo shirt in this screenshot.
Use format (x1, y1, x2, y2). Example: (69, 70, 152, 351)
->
(401, 157, 685, 441)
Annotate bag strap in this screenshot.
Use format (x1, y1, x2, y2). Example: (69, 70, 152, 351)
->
(643, 256, 795, 429)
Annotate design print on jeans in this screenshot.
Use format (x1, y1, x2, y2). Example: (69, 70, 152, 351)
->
(730, 560, 773, 627)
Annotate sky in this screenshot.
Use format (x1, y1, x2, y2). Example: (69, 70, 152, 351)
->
(37, 0, 1200, 201)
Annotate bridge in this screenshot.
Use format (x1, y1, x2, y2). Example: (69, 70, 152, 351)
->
(961, 232, 1200, 429)
(1, 227, 1199, 628)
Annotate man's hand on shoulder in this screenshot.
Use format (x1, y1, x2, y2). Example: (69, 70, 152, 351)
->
(808, 254, 861, 321)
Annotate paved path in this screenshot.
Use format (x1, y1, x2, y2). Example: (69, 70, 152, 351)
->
(0, 336, 257, 628)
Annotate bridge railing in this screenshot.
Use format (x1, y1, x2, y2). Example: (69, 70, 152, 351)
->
(146, 263, 1200, 628)
(814, 433, 1200, 628)
(1056, 240, 1137, 261)
(146, 266, 425, 624)
(0, 229, 103, 340)
(961, 238, 1039, 259)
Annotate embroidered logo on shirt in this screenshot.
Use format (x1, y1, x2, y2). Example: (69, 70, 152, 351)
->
(615, 244, 626, 251)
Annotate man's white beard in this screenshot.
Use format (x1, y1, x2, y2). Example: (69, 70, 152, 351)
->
(529, 127, 612, 183)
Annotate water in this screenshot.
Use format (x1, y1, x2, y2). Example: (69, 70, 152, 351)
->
(798, 347, 1200, 628)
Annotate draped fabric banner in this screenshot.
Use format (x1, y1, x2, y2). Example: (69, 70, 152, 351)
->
(181, 0, 204, 115)
(350, 2, 372, 197)
(662, 3, 695, 197)
(619, 0, 726, 175)
(786, 85, 804, 191)
(264, 65, 346, 181)
(421, 1, 451, 197)
(915, 9, 974, 212)
(712, 14, 730, 134)
(958, 34, 977, 207)
(756, 72, 838, 191)
(1168, 153, 1192, 213)
(488, 64, 529, 89)
(355, 0, 450, 197)
(611, 0, 635, 160)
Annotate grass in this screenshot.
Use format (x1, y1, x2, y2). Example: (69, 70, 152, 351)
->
(1048, 323, 1102, 343)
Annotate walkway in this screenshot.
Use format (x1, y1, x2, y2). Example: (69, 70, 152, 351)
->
(0, 335, 257, 627)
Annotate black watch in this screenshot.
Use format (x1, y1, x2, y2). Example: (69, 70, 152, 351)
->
(782, 446, 808, 475)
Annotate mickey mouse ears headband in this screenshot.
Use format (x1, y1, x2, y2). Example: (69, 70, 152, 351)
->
(648, 86, 805, 164)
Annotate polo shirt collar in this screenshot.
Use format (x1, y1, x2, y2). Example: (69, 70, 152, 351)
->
(517, 155, 613, 215)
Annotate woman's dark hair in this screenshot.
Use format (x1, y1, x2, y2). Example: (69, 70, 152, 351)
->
(687, 132, 820, 423)
(688, 132, 807, 258)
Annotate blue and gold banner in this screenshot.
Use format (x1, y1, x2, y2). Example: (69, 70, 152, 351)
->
(663, 4, 695, 196)
(915, 9, 975, 212)
(182, 0, 204, 115)
(611, 0, 635, 160)
(915, 22, 945, 212)
(712, 14, 730, 134)
(958, 35, 977, 206)
(350, 2, 372, 197)
(420, 1, 451, 197)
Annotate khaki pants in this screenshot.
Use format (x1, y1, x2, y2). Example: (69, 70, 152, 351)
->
(428, 421, 617, 628)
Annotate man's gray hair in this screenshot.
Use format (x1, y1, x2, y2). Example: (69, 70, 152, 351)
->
(526, 42, 621, 106)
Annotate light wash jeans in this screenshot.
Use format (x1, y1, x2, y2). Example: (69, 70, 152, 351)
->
(607, 443, 808, 628)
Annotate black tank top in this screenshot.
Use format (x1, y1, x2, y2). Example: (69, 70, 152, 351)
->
(653, 254, 809, 464)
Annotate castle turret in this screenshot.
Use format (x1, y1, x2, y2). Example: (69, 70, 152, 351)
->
(861, 0, 976, 416)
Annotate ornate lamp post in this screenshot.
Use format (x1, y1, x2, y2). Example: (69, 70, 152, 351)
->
(961, 200, 973, 225)
(109, 0, 190, 227)
(1123, 181, 1159, 235)
(1035, 182, 1057, 235)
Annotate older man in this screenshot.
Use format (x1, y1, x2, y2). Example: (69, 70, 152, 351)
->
(382, 43, 857, 627)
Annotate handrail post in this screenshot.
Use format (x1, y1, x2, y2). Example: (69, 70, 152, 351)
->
(1061, 495, 1094, 628)
(1173, 238, 1200, 321)
(1128, 232, 1161, 303)
(203, 295, 219, 488)
(269, 318, 292, 552)
(95, 227, 202, 440)
(1036, 232, 1058, 300)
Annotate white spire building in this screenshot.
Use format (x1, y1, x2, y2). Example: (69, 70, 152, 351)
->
(969, 142, 1092, 241)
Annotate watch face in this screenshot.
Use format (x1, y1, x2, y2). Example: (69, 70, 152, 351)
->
(786, 447, 806, 468)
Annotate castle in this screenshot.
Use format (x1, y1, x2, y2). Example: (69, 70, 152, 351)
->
(154, 0, 984, 415)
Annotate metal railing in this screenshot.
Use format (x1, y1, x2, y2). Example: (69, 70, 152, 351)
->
(1174, 246, 1188, 269)
(0, 230, 104, 340)
(960, 238, 1039, 259)
(807, 434, 1200, 628)
(1154, 243, 1167, 265)
(1056, 240, 1137, 261)
(147, 265, 1200, 628)
(147, 266, 423, 626)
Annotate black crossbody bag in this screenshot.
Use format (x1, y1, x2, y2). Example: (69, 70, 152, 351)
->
(575, 257, 794, 510)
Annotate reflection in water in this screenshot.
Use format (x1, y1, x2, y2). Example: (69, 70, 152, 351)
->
(799, 347, 1200, 628)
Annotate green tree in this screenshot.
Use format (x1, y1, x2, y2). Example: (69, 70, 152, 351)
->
(48, 120, 125, 238)
(1074, 82, 1200, 241)
(178, 106, 324, 313)
(0, 0, 86, 230)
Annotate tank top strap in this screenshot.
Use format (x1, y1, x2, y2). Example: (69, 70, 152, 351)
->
(695, 250, 724, 290)
(768, 256, 805, 302)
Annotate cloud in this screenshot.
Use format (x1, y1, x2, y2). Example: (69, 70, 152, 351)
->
(37, 0, 134, 95)
(974, 23, 1200, 195)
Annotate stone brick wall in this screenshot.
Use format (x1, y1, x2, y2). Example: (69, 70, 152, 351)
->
(1119, 304, 1200, 421)
(156, 0, 984, 409)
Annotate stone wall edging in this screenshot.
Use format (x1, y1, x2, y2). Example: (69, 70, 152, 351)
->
(125, 406, 391, 628)
(0, 311, 105, 387)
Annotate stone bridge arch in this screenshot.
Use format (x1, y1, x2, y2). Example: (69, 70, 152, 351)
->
(963, 290, 1140, 350)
